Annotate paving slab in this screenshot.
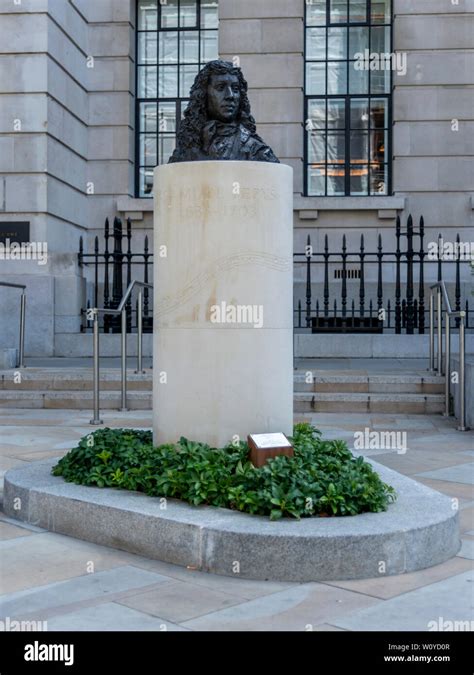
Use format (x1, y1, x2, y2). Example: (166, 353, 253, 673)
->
(372, 452, 472, 477)
(457, 540, 474, 560)
(459, 507, 474, 533)
(312, 623, 347, 631)
(45, 602, 186, 631)
(0, 532, 134, 594)
(321, 556, 473, 600)
(117, 580, 245, 623)
(418, 463, 474, 485)
(329, 571, 474, 632)
(0, 566, 170, 619)
(416, 477, 474, 503)
(128, 556, 298, 599)
(181, 582, 381, 631)
(0, 520, 34, 540)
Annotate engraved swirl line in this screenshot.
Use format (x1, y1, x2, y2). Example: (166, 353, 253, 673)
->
(155, 251, 291, 318)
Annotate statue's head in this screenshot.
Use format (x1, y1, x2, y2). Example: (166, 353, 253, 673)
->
(169, 60, 257, 160)
(186, 60, 255, 129)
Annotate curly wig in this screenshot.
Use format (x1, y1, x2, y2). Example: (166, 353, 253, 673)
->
(169, 60, 258, 162)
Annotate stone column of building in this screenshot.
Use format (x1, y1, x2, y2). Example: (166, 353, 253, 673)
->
(393, 0, 474, 246)
(0, 0, 90, 355)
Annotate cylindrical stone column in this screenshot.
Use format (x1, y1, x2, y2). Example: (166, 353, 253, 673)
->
(153, 161, 293, 447)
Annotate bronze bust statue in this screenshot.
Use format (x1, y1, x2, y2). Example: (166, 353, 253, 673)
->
(169, 60, 279, 164)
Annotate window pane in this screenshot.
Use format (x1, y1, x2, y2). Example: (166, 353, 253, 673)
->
(349, 27, 368, 59)
(306, 28, 326, 60)
(140, 134, 157, 166)
(370, 98, 388, 128)
(161, 0, 178, 28)
(158, 66, 178, 97)
(179, 64, 199, 96)
(159, 31, 178, 63)
(308, 132, 325, 163)
(308, 167, 326, 196)
(138, 32, 157, 64)
(306, 0, 326, 26)
(138, 0, 158, 30)
(201, 31, 218, 61)
(327, 61, 347, 94)
(370, 130, 387, 163)
(179, 100, 189, 120)
(308, 99, 326, 129)
(201, 0, 218, 29)
(350, 99, 369, 128)
(138, 66, 157, 97)
(349, 64, 368, 93)
(327, 166, 345, 195)
(328, 27, 347, 59)
(327, 132, 345, 162)
(371, 26, 390, 53)
(350, 131, 368, 161)
(180, 0, 197, 28)
(139, 168, 154, 197)
(158, 101, 176, 132)
(370, 165, 388, 194)
(158, 135, 176, 164)
(330, 0, 347, 24)
(350, 1, 367, 22)
(180, 31, 199, 63)
(306, 62, 326, 95)
(140, 102, 157, 132)
(327, 99, 345, 128)
(370, 68, 390, 93)
(372, 0, 391, 24)
(350, 165, 368, 195)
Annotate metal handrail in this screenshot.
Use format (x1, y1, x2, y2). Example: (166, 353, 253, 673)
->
(0, 282, 26, 368)
(429, 281, 467, 431)
(89, 280, 153, 425)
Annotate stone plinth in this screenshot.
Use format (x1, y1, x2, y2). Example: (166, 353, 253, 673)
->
(153, 161, 293, 447)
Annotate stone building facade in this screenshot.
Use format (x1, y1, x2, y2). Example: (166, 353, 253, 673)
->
(0, 0, 472, 356)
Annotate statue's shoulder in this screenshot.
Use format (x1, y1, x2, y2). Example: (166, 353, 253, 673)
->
(169, 145, 206, 163)
(239, 125, 280, 163)
(239, 125, 252, 143)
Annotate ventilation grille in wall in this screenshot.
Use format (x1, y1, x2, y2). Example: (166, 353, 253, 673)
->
(334, 269, 361, 280)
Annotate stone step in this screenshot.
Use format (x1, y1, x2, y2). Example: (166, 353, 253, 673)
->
(293, 373, 444, 394)
(0, 369, 153, 391)
(294, 392, 446, 414)
(1, 369, 444, 395)
(0, 390, 152, 410)
(0, 389, 446, 414)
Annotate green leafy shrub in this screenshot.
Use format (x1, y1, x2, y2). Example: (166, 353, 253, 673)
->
(52, 423, 396, 520)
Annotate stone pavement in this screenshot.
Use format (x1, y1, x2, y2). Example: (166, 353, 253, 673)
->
(0, 408, 473, 631)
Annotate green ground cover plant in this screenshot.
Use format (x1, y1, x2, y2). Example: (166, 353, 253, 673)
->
(52, 423, 396, 520)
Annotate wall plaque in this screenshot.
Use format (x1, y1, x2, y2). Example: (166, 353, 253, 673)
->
(0, 222, 30, 244)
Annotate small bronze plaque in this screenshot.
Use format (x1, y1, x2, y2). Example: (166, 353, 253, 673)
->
(248, 433, 294, 468)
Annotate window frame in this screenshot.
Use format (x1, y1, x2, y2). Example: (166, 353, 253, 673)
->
(134, 0, 218, 198)
(304, 0, 393, 197)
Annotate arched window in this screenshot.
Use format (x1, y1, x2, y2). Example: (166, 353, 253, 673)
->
(305, 0, 392, 196)
(136, 0, 219, 197)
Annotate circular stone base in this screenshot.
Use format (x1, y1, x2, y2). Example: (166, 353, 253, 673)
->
(4, 458, 460, 581)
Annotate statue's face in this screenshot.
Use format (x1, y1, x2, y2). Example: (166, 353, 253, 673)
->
(207, 73, 241, 123)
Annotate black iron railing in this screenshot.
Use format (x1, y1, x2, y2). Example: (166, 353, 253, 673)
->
(294, 215, 471, 334)
(78, 215, 472, 334)
(79, 217, 152, 333)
